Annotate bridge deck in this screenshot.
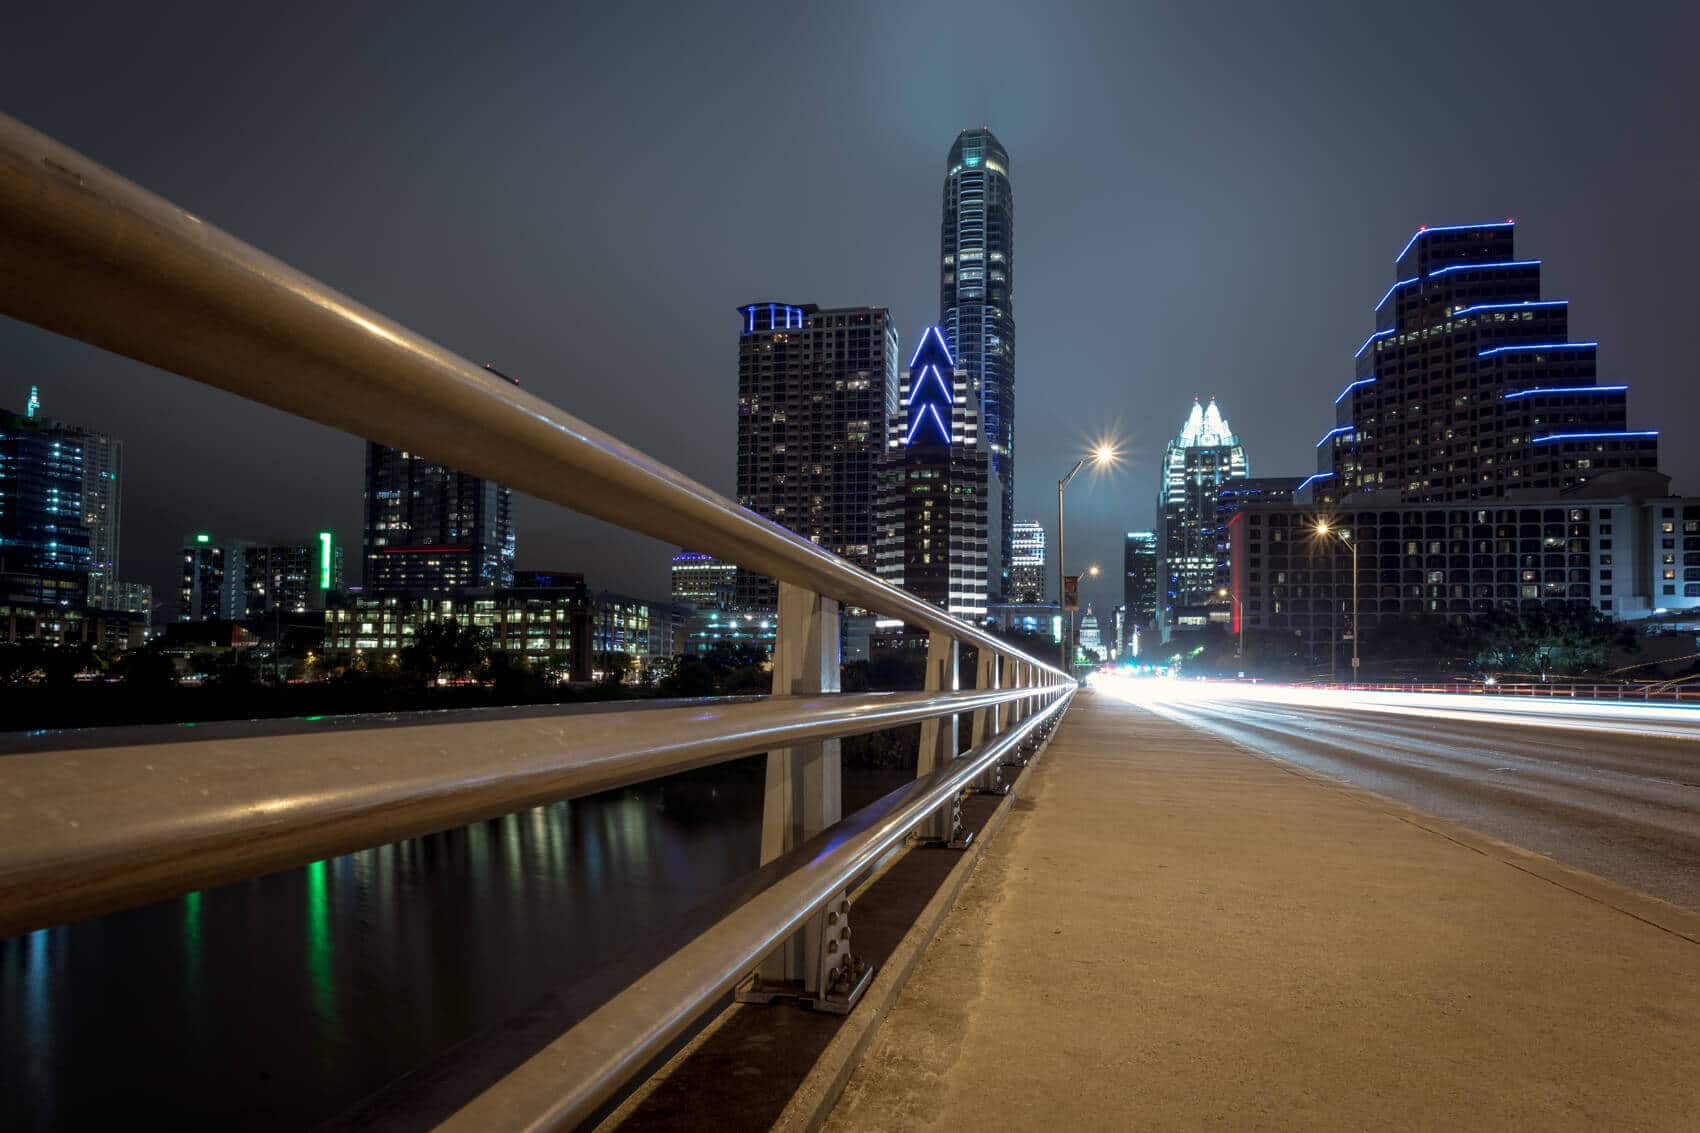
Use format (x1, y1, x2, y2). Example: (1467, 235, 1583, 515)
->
(827, 690, 1700, 1130)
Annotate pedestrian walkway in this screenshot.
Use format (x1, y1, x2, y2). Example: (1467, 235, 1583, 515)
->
(827, 690, 1700, 1131)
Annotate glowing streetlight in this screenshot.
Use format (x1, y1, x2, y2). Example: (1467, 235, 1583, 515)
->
(1057, 443, 1120, 672)
(1313, 520, 1360, 684)
(1216, 586, 1244, 657)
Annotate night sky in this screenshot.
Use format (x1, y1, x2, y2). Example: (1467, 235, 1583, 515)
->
(4, 1, 1697, 617)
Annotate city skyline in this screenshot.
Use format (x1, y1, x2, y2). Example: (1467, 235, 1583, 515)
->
(1, 4, 1696, 618)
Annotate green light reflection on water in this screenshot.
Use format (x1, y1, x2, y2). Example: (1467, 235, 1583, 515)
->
(306, 860, 337, 1032)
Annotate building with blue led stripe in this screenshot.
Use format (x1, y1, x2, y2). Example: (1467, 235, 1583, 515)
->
(940, 128, 1015, 600)
(1319, 222, 1657, 504)
(876, 325, 998, 620)
(1224, 222, 1696, 658)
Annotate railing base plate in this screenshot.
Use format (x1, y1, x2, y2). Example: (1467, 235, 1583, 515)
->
(734, 961, 877, 1016)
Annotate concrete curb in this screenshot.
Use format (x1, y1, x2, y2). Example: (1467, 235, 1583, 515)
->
(769, 711, 1071, 1132)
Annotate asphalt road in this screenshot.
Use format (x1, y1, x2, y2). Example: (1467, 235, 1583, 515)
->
(1131, 687, 1700, 910)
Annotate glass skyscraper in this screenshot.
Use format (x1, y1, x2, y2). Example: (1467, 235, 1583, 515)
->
(1158, 399, 1247, 630)
(940, 128, 1015, 599)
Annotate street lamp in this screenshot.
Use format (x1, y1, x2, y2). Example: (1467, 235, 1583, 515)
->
(1313, 520, 1359, 684)
(1215, 586, 1244, 658)
(1057, 444, 1118, 671)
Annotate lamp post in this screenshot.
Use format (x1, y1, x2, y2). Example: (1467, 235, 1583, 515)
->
(1216, 586, 1243, 658)
(1057, 445, 1117, 673)
(1313, 520, 1359, 684)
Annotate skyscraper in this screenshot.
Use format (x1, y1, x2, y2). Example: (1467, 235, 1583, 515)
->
(878, 325, 998, 619)
(1122, 530, 1158, 644)
(1317, 221, 1657, 503)
(1158, 399, 1248, 630)
(1229, 220, 1694, 653)
(1010, 520, 1046, 602)
(1, 394, 91, 578)
(940, 128, 1015, 598)
(734, 302, 899, 609)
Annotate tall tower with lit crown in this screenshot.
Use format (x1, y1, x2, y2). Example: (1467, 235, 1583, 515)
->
(940, 128, 1015, 599)
(1158, 398, 1247, 630)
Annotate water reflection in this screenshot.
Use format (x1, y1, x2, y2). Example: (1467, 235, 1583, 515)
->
(0, 758, 900, 1131)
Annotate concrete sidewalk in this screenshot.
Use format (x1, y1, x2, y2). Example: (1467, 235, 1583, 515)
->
(827, 691, 1700, 1131)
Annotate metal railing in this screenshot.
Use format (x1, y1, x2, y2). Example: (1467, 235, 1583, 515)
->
(0, 110, 1075, 1123)
(1301, 681, 1700, 703)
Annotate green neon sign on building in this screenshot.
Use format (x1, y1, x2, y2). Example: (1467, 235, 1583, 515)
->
(318, 531, 333, 591)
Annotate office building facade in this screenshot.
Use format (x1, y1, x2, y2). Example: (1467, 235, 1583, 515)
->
(735, 302, 899, 609)
(1, 394, 92, 578)
(1010, 520, 1046, 602)
(1158, 399, 1247, 630)
(670, 550, 737, 611)
(940, 128, 1016, 597)
(1122, 530, 1159, 651)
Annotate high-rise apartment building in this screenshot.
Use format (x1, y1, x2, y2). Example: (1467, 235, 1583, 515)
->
(181, 532, 344, 620)
(1010, 520, 1046, 602)
(940, 128, 1016, 598)
(1314, 222, 1656, 505)
(734, 302, 899, 609)
(363, 446, 515, 594)
(1158, 399, 1247, 630)
(1122, 530, 1158, 647)
(180, 533, 246, 621)
(246, 535, 345, 617)
(878, 326, 998, 619)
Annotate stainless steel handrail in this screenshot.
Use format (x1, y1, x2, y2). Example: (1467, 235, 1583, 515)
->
(441, 689, 1073, 1132)
(0, 109, 1076, 1126)
(0, 112, 1066, 678)
(0, 685, 1056, 939)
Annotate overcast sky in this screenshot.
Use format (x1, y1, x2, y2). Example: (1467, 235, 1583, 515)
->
(4, 0, 1697, 615)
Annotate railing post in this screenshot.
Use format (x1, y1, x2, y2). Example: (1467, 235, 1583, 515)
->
(917, 630, 970, 847)
(972, 649, 1007, 795)
(739, 581, 872, 1013)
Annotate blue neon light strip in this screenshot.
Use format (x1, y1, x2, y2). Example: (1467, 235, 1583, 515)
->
(1529, 431, 1658, 445)
(1354, 329, 1395, 359)
(1315, 426, 1353, 448)
(1478, 341, 1597, 358)
(1295, 472, 1335, 492)
(1394, 221, 1515, 264)
(907, 324, 956, 369)
(1424, 259, 1540, 279)
(903, 403, 952, 446)
(1374, 277, 1419, 311)
(1450, 300, 1567, 318)
(905, 364, 953, 406)
(1503, 385, 1628, 400)
(1334, 377, 1376, 404)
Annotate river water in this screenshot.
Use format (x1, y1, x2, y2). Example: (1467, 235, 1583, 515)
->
(1, 718, 904, 1130)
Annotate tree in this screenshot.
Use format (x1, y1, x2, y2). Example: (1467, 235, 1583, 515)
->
(115, 644, 179, 689)
(657, 656, 719, 698)
(400, 621, 492, 683)
(1452, 606, 1637, 678)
